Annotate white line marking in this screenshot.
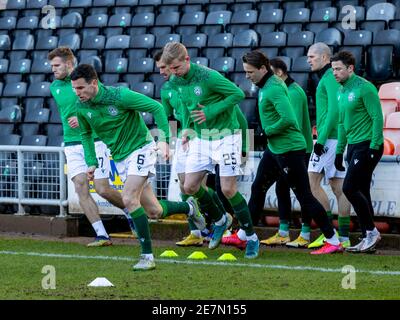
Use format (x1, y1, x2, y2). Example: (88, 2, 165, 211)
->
(1, 250, 400, 276)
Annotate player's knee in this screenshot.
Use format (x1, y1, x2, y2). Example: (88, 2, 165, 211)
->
(183, 183, 199, 196)
(221, 186, 235, 199)
(122, 194, 140, 210)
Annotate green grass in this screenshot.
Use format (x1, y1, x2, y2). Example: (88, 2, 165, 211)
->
(1, 237, 400, 300)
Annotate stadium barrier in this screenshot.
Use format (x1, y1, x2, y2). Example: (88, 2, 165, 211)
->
(0, 146, 67, 216)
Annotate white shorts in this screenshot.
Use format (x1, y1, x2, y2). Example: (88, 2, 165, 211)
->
(65, 141, 110, 180)
(308, 139, 346, 179)
(116, 141, 157, 182)
(173, 138, 190, 174)
(185, 134, 243, 177)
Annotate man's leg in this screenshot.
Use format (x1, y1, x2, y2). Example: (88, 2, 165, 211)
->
(275, 177, 292, 240)
(330, 178, 351, 245)
(94, 178, 136, 234)
(72, 173, 111, 246)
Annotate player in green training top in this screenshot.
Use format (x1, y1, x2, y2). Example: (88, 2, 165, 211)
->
(71, 64, 205, 271)
(332, 51, 384, 253)
(242, 50, 342, 255)
(161, 42, 260, 259)
(306, 43, 352, 249)
(48, 47, 136, 247)
(258, 57, 313, 248)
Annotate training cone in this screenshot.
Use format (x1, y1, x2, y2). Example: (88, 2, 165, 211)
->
(217, 253, 237, 261)
(187, 251, 208, 260)
(160, 250, 179, 257)
(88, 277, 114, 287)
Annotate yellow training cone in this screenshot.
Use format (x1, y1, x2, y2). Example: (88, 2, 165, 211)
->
(187, 251, 208, 260)
(217, 253, 237, 261)
(160, 250, 179, 257)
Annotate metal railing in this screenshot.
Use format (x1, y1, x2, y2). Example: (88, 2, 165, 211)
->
(0, 146, 67, 216)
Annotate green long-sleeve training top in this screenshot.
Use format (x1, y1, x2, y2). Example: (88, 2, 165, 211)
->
(161, 79, 249, 153)
(76, 83, 170, 167)
(336, 73, 384, 154)
(168, 62, 245, 140)
(316, 67, 341, 145)
(258, 73, 306, 154)
(286, 78, 313, 153)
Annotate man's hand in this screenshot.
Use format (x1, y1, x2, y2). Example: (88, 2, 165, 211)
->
(334, 154, 345, 171)
(156, 141, 170, 161)
(68, 116, 79, 129)
(87, 166, 96, 181)
(191, 103, 207, 124)
(367, 148, 382, 162)
(313, 143, 326, 157)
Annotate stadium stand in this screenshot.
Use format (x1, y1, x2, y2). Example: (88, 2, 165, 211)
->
(0, 0, 399, 216)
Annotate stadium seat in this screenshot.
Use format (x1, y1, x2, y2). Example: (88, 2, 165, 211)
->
(258, 8, 283, 24)
(141, 112, 154, 126)
(105, 57, 128, 73)
(13, 34, 34, 50)
(16, 16, 39, 29)
(140, 0, 161, 5)
(0, 59, 8, 73)
(0, 134, 20, 145)
(0, 124, 14, 135)
(127, 48, 147, 60)
(25, 98, 44, 112)
(47, 135, 64, 147)
(192, 57, 209, 67)
(205, 10, 232, 26)
(230, 10, 258, 25)
(381, 100, 398, 126)
(21, 135, 47, 148)
(58, 33, 80, 51)
(239, 98, 258, 128)
(61, 12, 82, 28)
(315, 28, 342, 47)
(93, 0, 115, 5)
(0, 17, 17, 30)
(130, 34, 155, 49)
(210, 57, 235, 73)
(155, 12, 180, 26)
(207, 32, 233, 48)
(6, 0, 26, 9)
(131, 82, 154, 97)
(108, 13, 132, 28)
(291, 56, 310, 72)
(383, 137, 395, 155)
(200, 25, 223, 36)
(360, 21, 386, 34)
(9, 58, 31, 74)
(44, 124, 63, 137)
(289, 72, 309, 91)
(131, 12, 155, 27)
(232, 30, 258, 48)
(366, 45, 394, 81)
(155, 34, 181, 48)
(182, 33, 207, 49)
(36, 35, 58, 50)
(383, 129, 400, 155)
(344, 30, 372, 47)
(283, 1, 306, 10)
(366, 3, 395, 22)
(284, 8, 310, 23)
(70, 0, 92, 7)
(85, 14, 108, 28)
(386, 112, 400, 129)
(310, 7, 337, 22)
(374, 29, 400, 57)
(0, 105, 22, 122)
(24, 108, 50, 123)
(27, 82, 51, 97)
(260, 32, 287, 47)
(148, 73, 163, 98)
(230, 72, 258, 98)
(49, 0, 71, 7)
(0, 35, 11, 50)
(379, 82, 400, 102)
(254, 24, 276, 35)
(3, 82, 27, 97)
(19, 123, 40, 136)
(82, 35, 105, 50)
(105, 35, 130, 49)
(257, 2, 280, 11)
(128, 58, 154, 73)
(274, 56, 292, 71)
(180, 11, 206, 26)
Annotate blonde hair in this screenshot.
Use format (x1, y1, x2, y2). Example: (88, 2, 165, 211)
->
(161, 42, 188, 65)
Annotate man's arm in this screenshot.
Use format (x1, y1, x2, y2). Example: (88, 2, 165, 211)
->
(336, 102, 347, 154)
(264, 86, 298, 137)
(121, 89, 171, 143)
(77, 108, 98, 168)
(202, 71, 245, 121)
(362, 83, 384, 150)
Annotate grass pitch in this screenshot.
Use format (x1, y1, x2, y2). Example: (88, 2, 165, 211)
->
(0, 236, 400, 300)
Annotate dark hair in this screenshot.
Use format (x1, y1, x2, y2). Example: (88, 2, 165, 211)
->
(153, 49, 163, 62)
(331, 50, 356, 68)
(270, 58, 288, 74)
(242, 49, 271, 69)
(70, 64, 98, 83)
